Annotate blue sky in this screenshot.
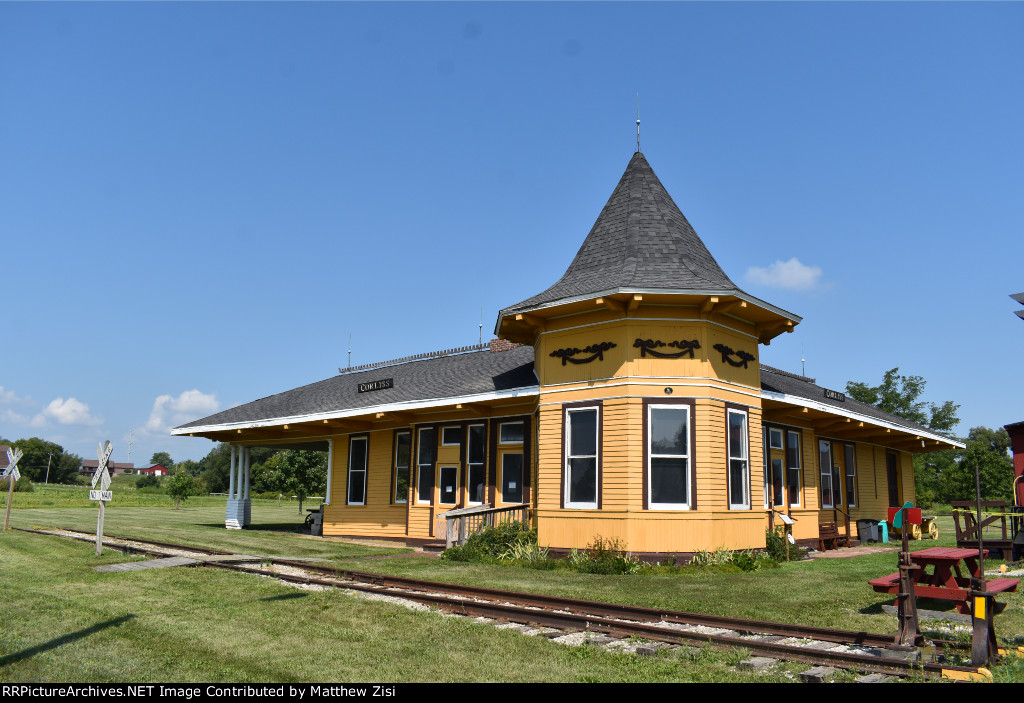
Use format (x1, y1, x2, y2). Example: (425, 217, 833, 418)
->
(1, 2, 1022, 467)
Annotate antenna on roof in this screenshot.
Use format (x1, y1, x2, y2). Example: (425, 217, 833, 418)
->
(801, 344, 806, 377)
(479, 307, 483, 344)
(348, 333, 352, 370)
(635, 93, 641, 153)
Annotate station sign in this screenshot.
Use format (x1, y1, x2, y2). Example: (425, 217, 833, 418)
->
(358, 378, 394, 393)
(90, 490, 113, 502)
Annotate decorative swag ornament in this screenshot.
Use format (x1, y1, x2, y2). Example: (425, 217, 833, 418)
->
(713, 343, 756, 369)
(633, 338, 701, 359)
(550, 341, 617, 366)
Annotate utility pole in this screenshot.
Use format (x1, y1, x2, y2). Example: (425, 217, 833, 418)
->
(126, 428, 135, 467)
(44, 452, 53, 484)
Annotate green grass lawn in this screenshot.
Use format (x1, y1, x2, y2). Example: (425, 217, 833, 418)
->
(5, 501, 405, 560)
(0, 529, 813, 683)
(2, 503, 1021, 682)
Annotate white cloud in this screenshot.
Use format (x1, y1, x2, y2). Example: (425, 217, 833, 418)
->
(745, 257, 823, 290)
(0, 386, 30, 406)
(1, 409, 30, 425)
(39, 397, 103, 426)
(145, 390, 219, 435)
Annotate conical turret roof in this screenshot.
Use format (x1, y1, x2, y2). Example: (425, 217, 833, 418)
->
(500, 151, 739, 317)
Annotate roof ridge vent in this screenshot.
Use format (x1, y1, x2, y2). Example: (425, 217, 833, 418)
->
(338, 343, 489, 375)
(760, 363, 816, 385)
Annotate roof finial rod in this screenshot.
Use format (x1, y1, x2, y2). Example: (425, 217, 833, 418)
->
(635, 93, 641, 153)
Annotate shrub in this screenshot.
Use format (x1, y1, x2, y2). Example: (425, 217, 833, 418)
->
(165, 473, 200, 509)
(688, 546, 777, 572)
(568, 536, 641, 575)
(135, 474, 161, 489)
(440, 521, 537, 563)
(0, 476, 34, 493)
(764, 527, 806, 562)
(689, 547, 733, 567)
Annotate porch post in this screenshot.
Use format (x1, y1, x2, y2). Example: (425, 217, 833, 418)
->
(242, 447, 252, 527)
(228, 445, 236, 498)
(225, 445, 243, 530)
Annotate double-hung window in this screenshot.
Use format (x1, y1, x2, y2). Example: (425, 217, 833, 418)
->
(416, 427, 435, 504)
(786, 430, 802, 507)
(727, 408, 749, 510)
(347, 436, 368, 505)
(466, 424, 486, 504)
(819, 439, 835, 508)
(392, 430, 411, 504)
(647, 404, 690, 509)
(564, 406, 599, 509)
(844, 444, 857, 508)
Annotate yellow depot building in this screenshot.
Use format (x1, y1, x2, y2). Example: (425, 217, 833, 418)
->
(173, 151, 962, 556)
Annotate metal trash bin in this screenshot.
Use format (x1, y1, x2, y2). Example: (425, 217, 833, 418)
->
(856, 519, 880, 543)
(310, 509, 323, 536)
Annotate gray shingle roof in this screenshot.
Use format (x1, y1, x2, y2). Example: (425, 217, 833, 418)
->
(500, 152, 740, 317)
(174, 346, 537, 431)
(759, 365, 943, 437)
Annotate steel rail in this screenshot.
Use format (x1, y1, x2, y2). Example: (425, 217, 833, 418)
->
(14, 526, 982, 679)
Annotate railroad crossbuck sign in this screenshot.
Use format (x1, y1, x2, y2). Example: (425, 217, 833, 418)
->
(3, 447, 24, 530)
(90, 440, 113, 502)
(3, 447, 23, 483)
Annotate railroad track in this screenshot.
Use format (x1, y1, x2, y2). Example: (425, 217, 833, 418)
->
(14, 526, 990, 681)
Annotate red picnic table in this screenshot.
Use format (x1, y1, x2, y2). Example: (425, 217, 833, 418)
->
(869, 546, 1020, 615)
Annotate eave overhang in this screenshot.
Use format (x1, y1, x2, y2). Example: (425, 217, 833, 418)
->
(761, 389, 965, 452)
(496, 287, 802, 345)
(171, 385, 541, 438)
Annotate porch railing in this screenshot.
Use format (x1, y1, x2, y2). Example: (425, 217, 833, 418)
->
(436, 503, 531, 548)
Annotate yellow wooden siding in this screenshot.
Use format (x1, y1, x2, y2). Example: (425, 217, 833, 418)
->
(537, 510, 768, 552)
(322, 431, 408, 538)
(537, 318, 762, 390)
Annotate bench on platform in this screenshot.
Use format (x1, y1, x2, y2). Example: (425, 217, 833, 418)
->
(818, 522, 849, 551)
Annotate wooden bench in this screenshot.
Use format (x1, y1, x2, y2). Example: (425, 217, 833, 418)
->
(818, 522, 848, 551)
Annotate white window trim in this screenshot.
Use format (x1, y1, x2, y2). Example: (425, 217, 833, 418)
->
(441, 425, 462, 446)
(466, 423, 486, 506)
(647, 403, 691, 511)
(347, 436, 368, 506)
(499, 421, 525, 445)
(438, 465, 459, 505)
(564, 406, 599, 510)
(393, 430, 411, 504)
(768, 427, 784, 450)
(727, 408, 750, 510)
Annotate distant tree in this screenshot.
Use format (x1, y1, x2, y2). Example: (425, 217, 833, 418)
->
(846, 368, 960, 437)
(150, 451, 173, 469)
(5, 437, 63, 483)
(260, 450, 327, 513)
(50, 452, 83, 485)
(917, 427, 1014, 506)
(193, 444, 281, 494)
(173, 459, 201, 477)
(165, 472, 200, 509)
(196, 444, 232, 493)
(136, 474, 161, 489)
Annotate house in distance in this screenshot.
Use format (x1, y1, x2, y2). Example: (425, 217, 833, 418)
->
(173, 151, 962, 554)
